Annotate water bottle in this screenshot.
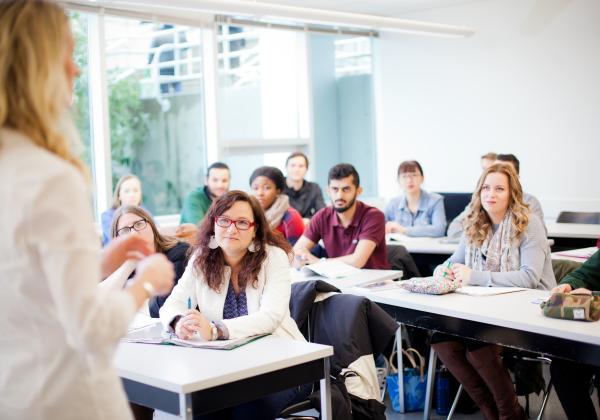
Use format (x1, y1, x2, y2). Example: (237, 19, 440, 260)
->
(435, 367, 451, 415)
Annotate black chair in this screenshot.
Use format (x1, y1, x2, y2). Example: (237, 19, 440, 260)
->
(436, 192, 472, 233)
(556, 211, 600, 224)
(386, 244, 421, 279)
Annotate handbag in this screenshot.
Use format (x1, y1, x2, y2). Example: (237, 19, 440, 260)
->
(386, 348, 426, 412)
(540, 290, 600, 321)
(400, 276, 458, 295)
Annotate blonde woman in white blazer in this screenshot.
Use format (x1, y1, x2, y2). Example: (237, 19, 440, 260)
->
(160, 190, 309, 420)
(0, 2, 175, 420)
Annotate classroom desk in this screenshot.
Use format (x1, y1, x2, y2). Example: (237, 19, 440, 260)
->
(546, 222, 600, 251)
(354, 287, 600, 419)
(386, 234, 457, 255)
(546, 222, 600, 239)
(115, 336, 333, 419)
(356, 288, 600, 365)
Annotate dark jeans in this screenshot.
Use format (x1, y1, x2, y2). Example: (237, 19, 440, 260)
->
(551, 359, 599, 420)
(194, 383, 312, 420)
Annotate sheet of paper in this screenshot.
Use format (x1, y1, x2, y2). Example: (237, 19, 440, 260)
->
(304, 260, 359, 278)
(455, 286, 527, 296)
(555, 247, 597, 259)
(128, 313, 160, 332)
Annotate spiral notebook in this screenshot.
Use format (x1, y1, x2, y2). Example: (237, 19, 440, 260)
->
(122, 322, 267, 350)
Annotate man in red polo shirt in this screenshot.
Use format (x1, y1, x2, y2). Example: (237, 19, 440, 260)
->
(293, 163, 389, 269)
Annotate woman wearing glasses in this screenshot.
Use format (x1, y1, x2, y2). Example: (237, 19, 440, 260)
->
(103, 205, 189, 318)
(384, 160, 447, 237)
(160, 190, 309, 420)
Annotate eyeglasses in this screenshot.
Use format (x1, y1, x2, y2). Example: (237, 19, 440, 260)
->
(399, 172, 421, 180)
(215, 216, 255, 231)
(116, 219, 148, 237)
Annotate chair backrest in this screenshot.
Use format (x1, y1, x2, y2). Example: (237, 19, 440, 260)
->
(437, 192, 472, 228)
(556, 211, 600, 224)
(386, 244, 420, 279)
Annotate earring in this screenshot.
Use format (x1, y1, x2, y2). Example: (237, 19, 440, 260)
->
(208, 235, 219, 250)
(248, 241, 259, 253)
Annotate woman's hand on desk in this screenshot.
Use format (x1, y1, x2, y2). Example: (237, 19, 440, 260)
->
(433, 263, 455, 281)
(551, 284, 572, 294)
(451, 264, 472, 286)
(175, 310, 212, 340)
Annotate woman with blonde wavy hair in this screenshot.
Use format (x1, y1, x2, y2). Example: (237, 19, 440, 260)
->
(429, 163, 555, 420)
(0, 2, 175, 419)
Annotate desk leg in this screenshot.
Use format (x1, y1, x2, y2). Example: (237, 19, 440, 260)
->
(320, 357, 332, 420)
(423, 348, 437, 420)
(397, 326, 405, 413)
(179, 393, 192, 420)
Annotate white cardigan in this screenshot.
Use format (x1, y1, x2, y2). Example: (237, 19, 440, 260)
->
(0, 128, 135, 420)
(160, 245, 305, 341)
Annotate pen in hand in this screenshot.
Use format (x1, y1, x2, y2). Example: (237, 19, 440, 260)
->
(442, 261, 452, 278)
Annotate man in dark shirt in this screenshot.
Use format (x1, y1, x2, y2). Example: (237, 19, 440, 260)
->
(293, 163, 389, 269)
(284, 151, 325, 221)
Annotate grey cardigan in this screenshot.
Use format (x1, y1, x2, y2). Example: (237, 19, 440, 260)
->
(445, 215, 556, 290)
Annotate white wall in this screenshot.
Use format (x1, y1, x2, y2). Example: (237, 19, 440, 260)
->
(374, 0, 600, 219)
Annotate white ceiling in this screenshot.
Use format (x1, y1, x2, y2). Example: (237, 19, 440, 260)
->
(242, 0, 488, 17)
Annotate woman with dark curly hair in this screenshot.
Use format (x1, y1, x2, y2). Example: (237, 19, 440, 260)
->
(160, 190, 309, 420)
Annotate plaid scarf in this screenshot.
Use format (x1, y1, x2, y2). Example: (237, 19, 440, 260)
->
(465, 210, 520, 273)
(264, 194, 290, 230)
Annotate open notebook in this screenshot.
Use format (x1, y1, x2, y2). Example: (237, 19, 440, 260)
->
(123, 322, 267, 350)
(302, 260, 359, 278)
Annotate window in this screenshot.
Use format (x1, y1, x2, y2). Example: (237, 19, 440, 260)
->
(104, 17, 207, 215)
(308, 34, 377, 196)
(216, 25, 310, 189)
(70, 11, 98, 214)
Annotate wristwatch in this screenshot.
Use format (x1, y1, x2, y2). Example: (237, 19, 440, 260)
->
(209, 321, 218, 341)
(142, 282, 156, 298)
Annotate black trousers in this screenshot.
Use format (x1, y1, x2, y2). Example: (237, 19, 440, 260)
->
(551, 359, 599, 420)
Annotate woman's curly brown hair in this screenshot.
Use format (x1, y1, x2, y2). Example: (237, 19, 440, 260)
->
(192, 190, 291, 292)
(464, 163, 530, 247)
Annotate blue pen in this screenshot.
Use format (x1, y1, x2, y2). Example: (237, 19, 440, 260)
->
(187, 297, 192, 310)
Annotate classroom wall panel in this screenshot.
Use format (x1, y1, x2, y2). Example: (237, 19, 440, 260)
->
(374, 0, 600, 219)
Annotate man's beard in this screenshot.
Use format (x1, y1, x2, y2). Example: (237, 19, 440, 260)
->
(333, 195, 357, 213)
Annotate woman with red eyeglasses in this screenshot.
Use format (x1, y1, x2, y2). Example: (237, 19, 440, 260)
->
(159, 190, 309, 420)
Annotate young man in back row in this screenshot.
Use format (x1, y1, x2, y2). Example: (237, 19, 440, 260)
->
(293, 163, 389, 269)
